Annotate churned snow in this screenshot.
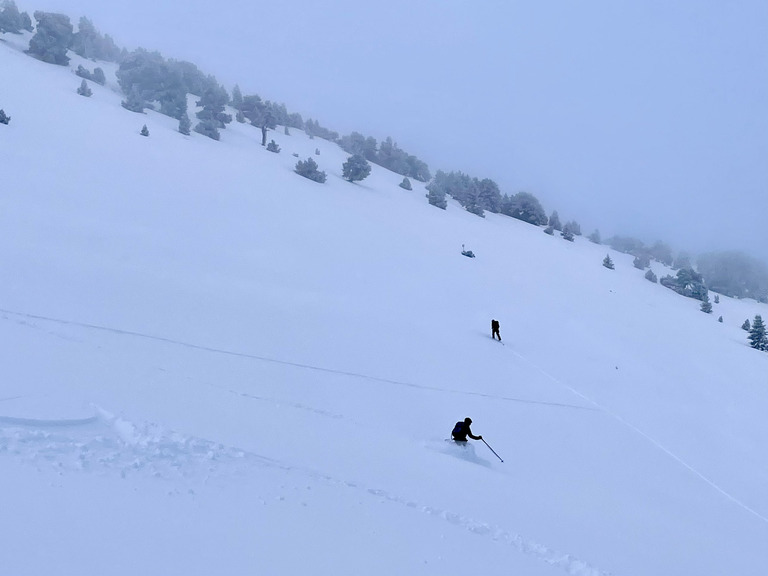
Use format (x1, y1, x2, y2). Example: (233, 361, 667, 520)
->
(2, 30, 768, 575)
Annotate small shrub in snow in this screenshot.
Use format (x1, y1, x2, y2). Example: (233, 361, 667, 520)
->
(714, 294, 720, 304)
(645, 269, 658, 283)
(295, 157, 326, 183)
(140, 124, 149, 137)
(0, 109, 10, 125)
(315, 148, 320, 155)
(399, 177, 412, 191)
(603, 255, 614, 270)
(742, 319, 751, 331)
(77, 79, 92, 97)
(700, 295, 712, 313)
(266, 139, 281, 153)
(718, 316, 723, 323)
(544, 226, 554, 236)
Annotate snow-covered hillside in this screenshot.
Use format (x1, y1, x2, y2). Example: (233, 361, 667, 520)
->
(2, 30, 768, 576)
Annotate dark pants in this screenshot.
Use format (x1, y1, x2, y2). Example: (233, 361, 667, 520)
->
(492, 329, 501, 340)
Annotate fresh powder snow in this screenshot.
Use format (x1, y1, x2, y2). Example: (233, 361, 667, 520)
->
(2, 29, 768, 576)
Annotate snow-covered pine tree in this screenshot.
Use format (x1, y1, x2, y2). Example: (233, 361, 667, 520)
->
(603, 254, 614, 270)
(179, 112, 191, 135)
(748, 315, 767, 351)
(342, 154, 371, 183)
(77, 79, 92, 97)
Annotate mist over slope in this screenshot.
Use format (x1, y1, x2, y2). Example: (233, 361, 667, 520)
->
(2, 30, 768, 576)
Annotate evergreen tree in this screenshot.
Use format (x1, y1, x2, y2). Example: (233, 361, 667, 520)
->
(194, 119, 220, 140)
(588, 229, 601, 244)
(266, 139, 281, 153)
(561, 227, 574, 242)
(178, 112, 191, 135)
(603, 255, 614, 270)
(77, 79, 92, 97)
(0, 1, 23, 33)
(645, 269, 658, 283)
(0, 109, 11, 125)
(399, 177, 412, 191)
(548, 210, 562, 231)
(140, 124, 149, 136)
(718, 316, 723, 323)
(566, 220, 582, 235)
(231, 84, 243, 110)
(121, 85, 145, 113)
(633, 254, 651, 269)
(28, 12, 73, 65)
(544, 226, 554, 236)
(714, 294, 719, 304)
(426, 186, 447, 210)
(748, 315, 767, 351)
(342, 154, 371, 182)
(700, 295, 712, 314)
(501, 191, 547, 225)
(742, 319, 751, 331)
(294, 157, 326, 183)
(93, 67, 106, 85)
(284, 125, 290, 135)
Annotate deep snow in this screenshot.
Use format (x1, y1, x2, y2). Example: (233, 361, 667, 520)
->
(2, 29, 768, 575)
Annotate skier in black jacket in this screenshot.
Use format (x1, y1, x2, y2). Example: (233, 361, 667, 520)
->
(451, 417, 482, 443)
(491, 319, 501, 341)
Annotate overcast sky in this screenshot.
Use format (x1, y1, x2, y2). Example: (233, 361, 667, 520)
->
(28, 0, 768, 262)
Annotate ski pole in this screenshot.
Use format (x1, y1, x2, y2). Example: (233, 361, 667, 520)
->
(482, 438, 503, 462)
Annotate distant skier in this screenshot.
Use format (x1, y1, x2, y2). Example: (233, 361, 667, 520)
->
(451, 417, 482, 443)
(491, 319, 501, 341)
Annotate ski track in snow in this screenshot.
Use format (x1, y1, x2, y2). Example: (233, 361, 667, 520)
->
(510, 349, 768, 527)
(0, 408, 610, 576)
(0, 308, 595, 412)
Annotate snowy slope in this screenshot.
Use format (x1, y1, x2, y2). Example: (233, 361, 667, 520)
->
(2, 30, 768, 576)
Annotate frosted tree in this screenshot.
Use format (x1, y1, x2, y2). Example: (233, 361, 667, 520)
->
(266, 139, 281, 153)
(588, 229, 601, 244)
(0, 109, 11, 125)
(548, 210, 562, 231)
(140, 124, 149, 137)
(342, 154, 371, 182)
(178, 112, 191, 135)
(77, 79, 92, 97)
(645, 269, 658, 283)
(399, 177, 412, 190)
(700, 295, 712, 314)
(748, 315, 767, 351)
(28, 11, 73, 65)
(742, 319, 751, 331)
(603, 254, 614, 270)
(295, 157, 326, 183)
